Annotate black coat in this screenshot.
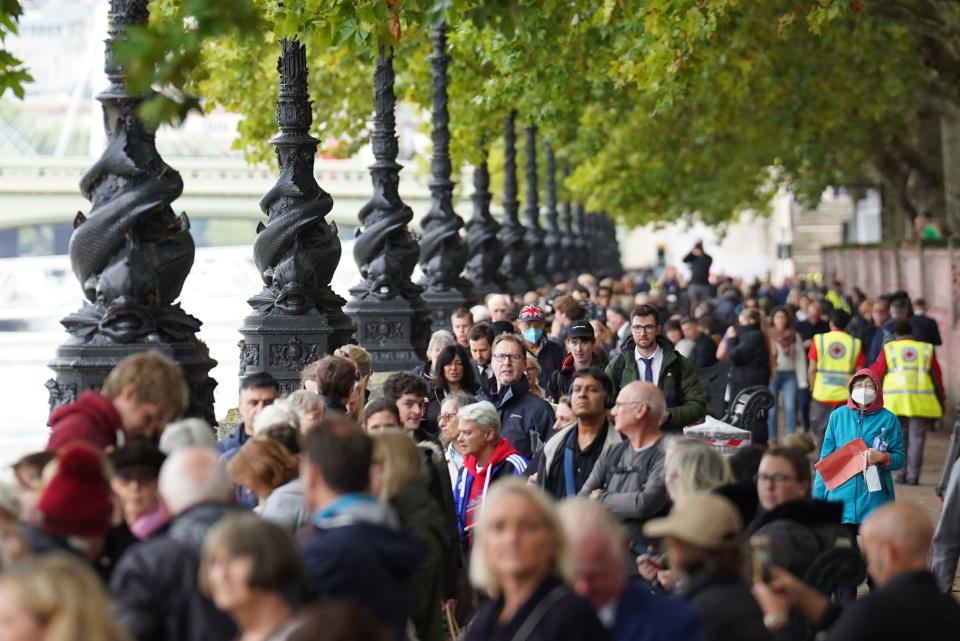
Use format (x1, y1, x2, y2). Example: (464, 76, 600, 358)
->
(746, 500, 848, 641)
(682, 568, 771, 641)
(110, 502, 241, 641)
(689, 333, 719, 368)
(465, 575, 609, 641)
(909, 314, 941, 346)
(823, 570, 960, 641)
(725, 324, 771, 401)
(746, 499, 845, 579)
(683, 251, 713, 285)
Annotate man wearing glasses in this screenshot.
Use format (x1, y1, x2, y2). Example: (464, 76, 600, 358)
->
(605, 304, 705, 433)
(480, 333, 555, 460)
(579, 381, 669, 550)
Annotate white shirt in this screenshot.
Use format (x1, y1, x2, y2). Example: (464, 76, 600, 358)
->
(597, 600, 618, 629)
(634, 344, 663, 386)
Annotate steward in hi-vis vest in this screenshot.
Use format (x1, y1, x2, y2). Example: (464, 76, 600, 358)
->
(806, 309, 866, 442)
(811, 331, 861, 403)
(870, 318, 945, 485)
(879, 339, 943, 418)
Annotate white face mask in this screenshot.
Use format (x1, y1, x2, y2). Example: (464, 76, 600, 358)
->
(851, 387, 876, 406)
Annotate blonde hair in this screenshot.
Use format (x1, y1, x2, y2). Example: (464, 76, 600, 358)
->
(370, 429, 423, 502)
(334, 344, 373, 378)
(469, 478, 572, 597)
(0, 553, 132, 641)
(101, 350, 189, 421)
(664, 437, 732, 502)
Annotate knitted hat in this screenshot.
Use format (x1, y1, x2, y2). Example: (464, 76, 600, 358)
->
(34, 443, 113, 538)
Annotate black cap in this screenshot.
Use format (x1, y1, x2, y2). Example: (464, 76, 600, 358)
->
(491, 320, 517, 336)
(567, 320, 596, 340)
(108, 439, 166, 476)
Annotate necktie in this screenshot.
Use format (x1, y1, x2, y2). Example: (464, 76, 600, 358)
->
(641, 357, 653, 383)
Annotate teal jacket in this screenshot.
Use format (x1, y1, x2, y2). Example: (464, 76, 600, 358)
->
(812, 369, 904, 525)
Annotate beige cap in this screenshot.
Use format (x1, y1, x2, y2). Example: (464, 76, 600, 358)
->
(643, 492, 742, 549)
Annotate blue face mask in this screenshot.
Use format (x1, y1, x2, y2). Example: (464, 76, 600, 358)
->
(523, 327, 544, 343)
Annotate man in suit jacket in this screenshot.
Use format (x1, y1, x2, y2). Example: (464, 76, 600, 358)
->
(468, 322, 497, 395)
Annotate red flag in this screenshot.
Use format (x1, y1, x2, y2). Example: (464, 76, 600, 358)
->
(815, 438, 868, 491)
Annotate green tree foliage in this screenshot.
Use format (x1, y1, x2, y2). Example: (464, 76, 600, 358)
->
(0, 0, 33, 100)
(111, 0, 958, 232)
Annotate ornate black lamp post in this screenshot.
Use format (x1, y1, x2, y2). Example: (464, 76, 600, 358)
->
(464, 143, 507, 297)
(523, 125, 548, 289)
(605, 212, 625, 278)
(344, 45, 430, 369)
(559, 163, 576, 282)
(572, 203, 588, 277)
(496, 111, 530, 296)
(586, 212, 602, 276)
(542, 143, 565, 285)
(237, 39, 354, 393)
(418, 23, 473, 330)
(47, 0, 216, 422)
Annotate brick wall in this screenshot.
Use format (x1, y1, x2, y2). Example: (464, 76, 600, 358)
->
(822, 243, 960, 422)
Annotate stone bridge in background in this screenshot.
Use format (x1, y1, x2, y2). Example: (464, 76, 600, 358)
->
(0, 155, 433, 256)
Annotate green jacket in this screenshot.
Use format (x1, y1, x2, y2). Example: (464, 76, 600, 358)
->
(390, 477, 447, 641)
(605, 336, 706, 431)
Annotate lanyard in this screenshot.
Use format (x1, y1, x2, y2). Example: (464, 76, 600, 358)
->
(563, 430, 578, 497)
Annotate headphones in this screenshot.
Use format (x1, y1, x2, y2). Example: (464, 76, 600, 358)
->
(567, 369, 616, 410)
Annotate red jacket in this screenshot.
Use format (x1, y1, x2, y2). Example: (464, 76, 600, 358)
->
(47, 390, 121, 450)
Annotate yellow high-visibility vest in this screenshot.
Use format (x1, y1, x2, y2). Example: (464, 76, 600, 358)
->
(825, 290, 851, 314)
(812, 331, 860, 403)
(882, 339, 942, 418)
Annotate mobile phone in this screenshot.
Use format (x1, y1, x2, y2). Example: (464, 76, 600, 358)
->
(645, 554, 667, 571)
(750, 534, 771, 584)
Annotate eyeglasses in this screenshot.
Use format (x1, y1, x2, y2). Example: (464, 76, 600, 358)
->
(493, 353, 525, 362)
(631, 324, 658, 333)
(758, 473, 798, 485)
(438, 412, 457, 423)
(525, 367, 540, 375)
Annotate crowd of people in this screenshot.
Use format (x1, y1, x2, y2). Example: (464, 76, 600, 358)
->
(2, 242, 959, 641)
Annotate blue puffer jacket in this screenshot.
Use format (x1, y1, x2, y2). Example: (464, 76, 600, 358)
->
(812, 369, 904, 525)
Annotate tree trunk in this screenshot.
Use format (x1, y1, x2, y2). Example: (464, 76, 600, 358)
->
(941, 105, 960, 235)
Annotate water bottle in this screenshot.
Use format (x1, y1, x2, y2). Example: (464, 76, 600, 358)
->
(873, 427, 888, 453)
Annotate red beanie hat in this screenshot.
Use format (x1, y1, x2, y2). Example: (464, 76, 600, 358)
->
(34, 443, 113, 538)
